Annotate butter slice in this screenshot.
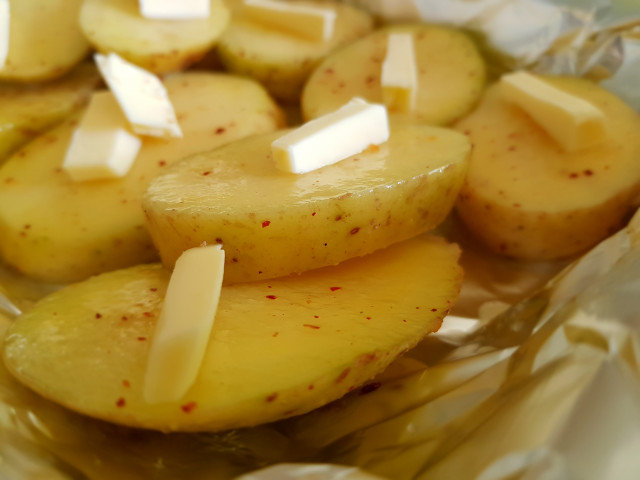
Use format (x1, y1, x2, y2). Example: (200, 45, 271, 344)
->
(272, 97, 389, 174)
(501, 71, 608, 152)
(139, 0, 210, 20)
(144, 244, 225, 404)
(381, 33, 418, 112)
(243, 0, 336, 42)
(0, 0, 8, 69)
(62, 91, 142, 182)
(95, 52, 182, 138)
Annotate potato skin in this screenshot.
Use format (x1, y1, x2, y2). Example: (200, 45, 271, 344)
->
(455, 77, 640, 260)
(143, 125, 470, 284)
(216, 1, 374, 102)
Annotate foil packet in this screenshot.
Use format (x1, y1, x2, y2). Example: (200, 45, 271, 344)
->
(2, 1, 640, 479)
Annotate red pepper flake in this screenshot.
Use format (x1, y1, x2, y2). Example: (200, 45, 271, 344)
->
(95, 313, 102, 319)
(121, 316, 128, 321)
(366, 144, 380, 153)
(569, 172, 579, 179)
(308, 384, 314, 390)
(137, 336, 147, 341)
(416, 306, 420, 310)
(330, 286, 341, 292)
(431, 308, 438, 312)
(232, 257, 238, 263)
(584, 169, 593, 176)
(335, 215, 342, 221)
(202, 171, 212, 176)
(181, 401, 197, 413)
(116, 397, 126, 408)
(311, 212, 316, 216)
(366, 316, 372, 320)
(262, 220, 271, 228)
(350, 227, 360, 235)
(336, 368, 350, 383)
(303, 324, 320, 329)
(365, 75, 376, 85)
(158, 160, 166, 167)
(266, 393, 278, 402)
(402, 319, 407, 323)
(150, 287, 157, 292)
(266, 295, 277, 300)
(122, 380, 130, 388)
(215, 237, 223, 244)
(143, 312, 153, 317)
(23, 224, 31, 230)
(360, 382, 381, 395)
(272, 332, 279, 337)
(215, 127, 226, 134)
(314, 315, 319, 318)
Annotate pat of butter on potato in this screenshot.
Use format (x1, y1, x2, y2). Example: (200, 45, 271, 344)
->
(95, 52, 182, 138)
(501, 71, 608, 152)
(272, 97, 389, 174)
(62, 91, 142, 182)
(381, 33, 418, 112)
(138, 0, 210, 20)
(0, 0, 8, 69)
(243, 0, 336, 42)
(144, 244, 225, 404)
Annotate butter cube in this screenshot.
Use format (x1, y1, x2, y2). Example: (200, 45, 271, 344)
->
(272, 97, 389, 174)
(95, 52, 182, 138)
(144, 245, 225, 404)
(243, 0, 336, 42)
(139, 0, 210, 20)
(62, 91, 142, 182)
(381, 33, 418, 112)
(0, 0, 8, 69)
(501, 71, 608, 152)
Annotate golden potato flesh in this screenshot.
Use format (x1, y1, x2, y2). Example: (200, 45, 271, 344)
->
(302, 24, 486, 125)
(0, 0, 90, 82)
(143, 124, 470, 284)
(455, 76, 640, 260)
(0, 73, 285, 283)
(0, 62, 101, 163)
(3, 235, 462, 432)
(216, 1, 373, 102)
(80, 0, 230, 73)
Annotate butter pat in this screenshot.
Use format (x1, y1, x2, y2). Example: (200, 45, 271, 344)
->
(144, 244, 225, 404)
(62, 91, 142, 182)
(243, 0, 336, 42)
(381, 33, 418, 112)
(139, 0, 210, 20)
(95, 52, 182, 138)
(501, 71, 608, 152)
(0, 0, 8, 69)
(272, 97, 389, 174)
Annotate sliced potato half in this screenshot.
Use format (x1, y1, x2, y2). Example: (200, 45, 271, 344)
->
(80, 0, 230, 73)
(0, 0, 90, 82)
(217, 0, 373, 102)
(3, 235, 462, 432)
(302, 24, 486, 125)
(0, 73, 285, 283)
(0, 62, 101, 163)
(143, 124, 469, 284)
(455, 76, 640, 260)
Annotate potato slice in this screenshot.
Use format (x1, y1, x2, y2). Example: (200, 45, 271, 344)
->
(80, 0, 230, 73)
(143, 124, 469, 284)
(0, 0, 90, 82)
(0, 73, 285, 283)
(216, 1, 373, 102)
(3, 234, 462, 432)
(455, 76, 640, 260)
(302, 24, 486, 125)
(0, 62, 101, 163)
